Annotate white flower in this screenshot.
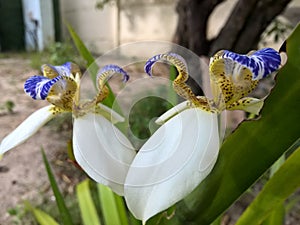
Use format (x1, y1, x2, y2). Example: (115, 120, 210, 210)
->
(0, 48, 282, 223)
(0, 62, 136, 195)
(123, 48, 282, 223)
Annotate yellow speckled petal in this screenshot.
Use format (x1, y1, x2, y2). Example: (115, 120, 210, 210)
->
(42, 64, 59, 78)
(209, 51, 258, 110)
(46, 76, 78, 111)
(145, 53, 211, 111)
(42, 62, 82, 79)
(95, 64, 129, 104)
(227, 97, 264, 115)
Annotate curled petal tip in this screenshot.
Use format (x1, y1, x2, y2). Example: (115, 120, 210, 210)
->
(97, 64, 130, 85)
(144, 53, 188, 77)
(24, 75, 61, 100)
(222, 48, 281, 80)
(144, 54, 162, 76)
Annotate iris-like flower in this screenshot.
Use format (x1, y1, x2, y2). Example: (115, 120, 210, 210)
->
(0, 62, 136, 195)
(123, 48, 282, 223)
(0, 49, 282, 224)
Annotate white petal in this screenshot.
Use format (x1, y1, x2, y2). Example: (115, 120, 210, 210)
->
(155, 100, 190, 125)
(0, 105, 56, 154)
(96, 103, 124, 124)
(124, 108, 219, 222)
(73, 113, 136, 195)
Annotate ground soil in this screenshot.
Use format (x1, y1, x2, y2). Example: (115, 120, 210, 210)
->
(0, 55, 82, 224)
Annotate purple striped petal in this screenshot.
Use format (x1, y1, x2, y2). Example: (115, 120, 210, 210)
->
(24, 75, 61, 100)
(144, 54, 164, 76)
(97, 64, 129, 89)
(42, 62, 76, 78)
(223, 48, 281, 80)
(144, 53, 187, 76)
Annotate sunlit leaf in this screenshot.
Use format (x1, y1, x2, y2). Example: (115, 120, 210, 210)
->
(179, 24, 300, 224)
(114, 194, 130, 225)
(236, 145, 300, 225)
(42, 149, 73, 225)
(97, 184, 123, 225)
(31, 208, 60, 225)
(76, 179, 101, 225)
(260, 204, 285, 225)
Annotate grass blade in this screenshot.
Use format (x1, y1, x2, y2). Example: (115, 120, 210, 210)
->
(114, 194, 130, 225)
(41, 149, 73, 225)
(97, 184, 123, 225)
(261, 204, 285, 225)
(76, 179, 101, 225)
(32, 208, 60, 225)
(25, 201, 60, 225)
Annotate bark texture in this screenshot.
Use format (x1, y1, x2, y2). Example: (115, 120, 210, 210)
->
(174, 0, 291, 56)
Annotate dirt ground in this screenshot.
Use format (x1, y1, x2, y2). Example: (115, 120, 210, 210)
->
(0, 55, 81, 224)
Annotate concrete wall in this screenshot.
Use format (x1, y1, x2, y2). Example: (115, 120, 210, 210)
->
(59, 0, 299, 55)
(22, 0, 55, 51)
(60, 0, 177, 54)
(60, 0, 117, 54)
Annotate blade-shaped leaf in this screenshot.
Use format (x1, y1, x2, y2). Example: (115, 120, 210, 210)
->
(97, 184, 123, 225)
(236, 144, 300, 225)
(25, 201, 60, 225)
(76, 179, 101, 225)
(32, 208, 60, 225)
(114, 194, 130, 225)
(179, 24, 300, 224)
(260, 204, 285, 225)
(41, 149, 73, 225)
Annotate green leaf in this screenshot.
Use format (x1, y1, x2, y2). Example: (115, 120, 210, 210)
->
(97, 184, 123, 225)
(260, 204, 285, 225)
(236, 145, 300, 225)
(114, 194, 130, 225)
(179, 24, 300, 224)
(167, 65, 178, 107)
(76, 179, 101, 225)
(65, 22, 116, 108)
(41, 149, 73, 225)
(31, 208, 60, 225)
(65, 22, 96, 72)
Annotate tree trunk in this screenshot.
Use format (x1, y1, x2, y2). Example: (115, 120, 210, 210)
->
(174, 0, 291, 56)
(173, 0, 225, 56)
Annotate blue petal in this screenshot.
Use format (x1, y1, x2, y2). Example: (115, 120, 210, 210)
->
(42, 62, 74, 78)
(144, 53, 187, 76)
(223, 48, 281, 80)
(144, 54, 163, 76)
(97, 64, 129, 85)
(24, 75, 61, 100)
